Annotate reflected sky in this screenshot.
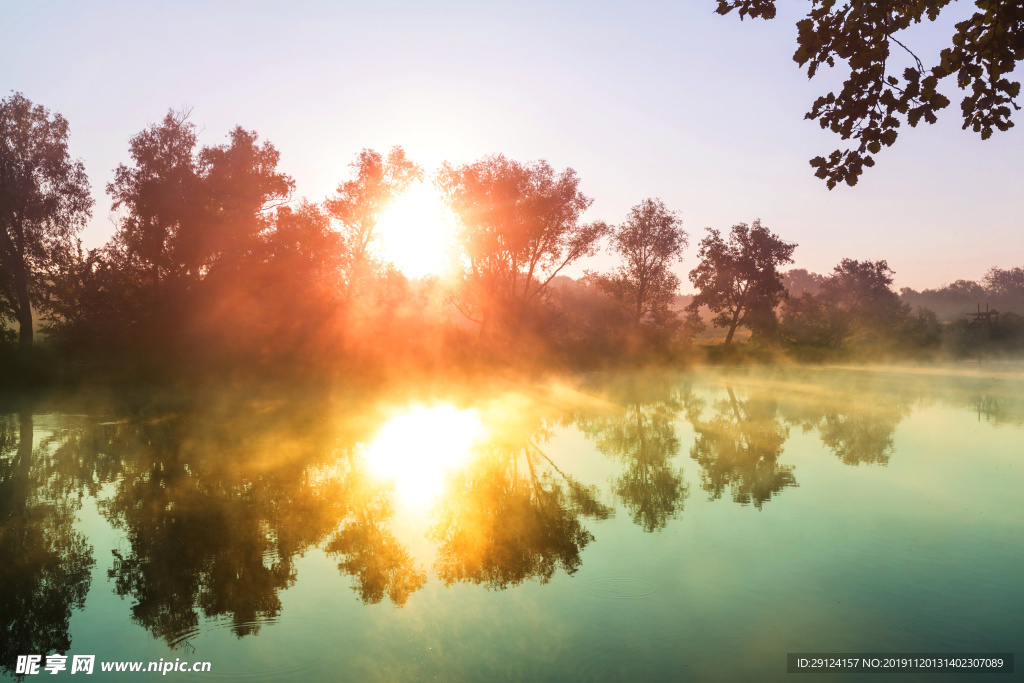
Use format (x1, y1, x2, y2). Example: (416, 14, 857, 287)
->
(1, 367, 1022, 680)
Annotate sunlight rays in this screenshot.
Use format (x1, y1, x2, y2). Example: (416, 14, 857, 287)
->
(373, 182, 456, 278)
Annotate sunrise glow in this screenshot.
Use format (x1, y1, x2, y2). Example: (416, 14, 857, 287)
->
(362, 404, 484, 509)
(373, 182, 456, 278)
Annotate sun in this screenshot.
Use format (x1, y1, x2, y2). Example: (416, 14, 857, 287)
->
(373, 182, 456, 278)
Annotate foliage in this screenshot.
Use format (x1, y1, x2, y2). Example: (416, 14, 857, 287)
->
(716, 1, 1024, 188)
(437, 154, 609, 335)
(0, 92, 92, 350)
(686, 219, 796, 345)
(589, 198, 688, 346)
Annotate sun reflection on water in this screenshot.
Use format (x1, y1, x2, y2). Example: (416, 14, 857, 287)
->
(363, 404, 484, 509)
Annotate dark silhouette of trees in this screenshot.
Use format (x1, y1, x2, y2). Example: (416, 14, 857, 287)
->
(0, 93, 92, 352)
(686, 220, 796, 344)
(589, 198, 688, 343)
(716, 1, 1023, 188)
(324, 147, 422, 301)
(107, 111, 293, 300)
(782, 259, 905, 348)
(94, 111, 296, 365)
(984, 266, 1024, 301)
(437, 155, 609, 335)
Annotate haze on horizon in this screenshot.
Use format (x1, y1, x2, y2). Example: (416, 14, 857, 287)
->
(2, 0, 1021, 292)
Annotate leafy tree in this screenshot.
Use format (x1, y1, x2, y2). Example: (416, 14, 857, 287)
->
(324, 147, 422, 300)
(437, 154, 609, 333)
(686, 219, 796, 344)
(781, 258, 907, 348)
(108, 111, 293, 296)
(590, 198, 688, 337)
(0, 93, 92, 351)
(983, 265, 1024, 299)
(715, 1, 1024, 188)
(107, 109, 200, 299)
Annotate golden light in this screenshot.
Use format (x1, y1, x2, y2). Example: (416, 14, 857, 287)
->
(362, 404, 484, 509)
(374, 182, 456, 278)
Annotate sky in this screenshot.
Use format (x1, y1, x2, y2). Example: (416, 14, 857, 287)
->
(3, 0, 1022, 292)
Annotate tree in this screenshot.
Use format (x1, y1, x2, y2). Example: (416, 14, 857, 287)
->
(107, 109, 200, 300)
(590, 198, 688, 335)
(108, 111, 293, 296)
(437, 154, 609, 334)
(983, 265, 1024, 299)
(781, 258, 905, 347)
(0, 93, 92, 351)
(716, 1, 1024, 188)
(324, 147, 422, 300)
(686, 219, 796, 344)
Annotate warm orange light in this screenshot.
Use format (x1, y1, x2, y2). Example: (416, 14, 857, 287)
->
(373, 182, 456, 278)
(362, 404, 484, 509)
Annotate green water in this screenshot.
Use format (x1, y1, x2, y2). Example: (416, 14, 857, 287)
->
(1, 366, 1021, 681)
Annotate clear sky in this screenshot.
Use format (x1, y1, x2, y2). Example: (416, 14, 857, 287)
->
(3, 0, 1021, 291)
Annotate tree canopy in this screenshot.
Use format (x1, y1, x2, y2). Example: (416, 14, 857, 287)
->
(437, 154, 608, 334)
(0, 93, 92, 350)
(590, 198, 688, 338)
(687, 220, 796, 344)
(716, 0, 1024, 188)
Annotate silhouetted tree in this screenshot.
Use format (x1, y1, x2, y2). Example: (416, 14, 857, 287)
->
(686, 220, 796, 344)
(782, 259, 904, 348)
(716, 1, 1023, 187)
(589, 198, 688, 343)
(0, 93, 92, 351)
(437, 154, 609, 335)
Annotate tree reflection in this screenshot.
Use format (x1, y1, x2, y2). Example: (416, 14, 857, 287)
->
(685, 387, 796, 508)
(778, 376, 910, 466)
(582, 379, 689, 532)
(429, 423, 611, 590)
(323, 468, 426, 607)
(92, 403, 405, 643)
(0, 413, 94, 676)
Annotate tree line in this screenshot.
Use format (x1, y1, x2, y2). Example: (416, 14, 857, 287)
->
(2, 93, 1023, 384)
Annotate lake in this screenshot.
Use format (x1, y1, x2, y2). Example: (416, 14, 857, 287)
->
(1, 365, 1021, 681)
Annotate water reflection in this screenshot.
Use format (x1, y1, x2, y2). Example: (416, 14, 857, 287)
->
(429, 415, 612, 590)
(362, 405, 483, 509)
(0, 368, 1020, 660)
(685, 387, 796, 509)
(580, 378, 689, 532)
(0, 413, 94, 677)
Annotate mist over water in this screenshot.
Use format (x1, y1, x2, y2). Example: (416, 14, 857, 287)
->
(1, 365, 1021, 681)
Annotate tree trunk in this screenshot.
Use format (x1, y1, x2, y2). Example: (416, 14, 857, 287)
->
(724, 319, 738, 345)
(14, 261, 33, 352)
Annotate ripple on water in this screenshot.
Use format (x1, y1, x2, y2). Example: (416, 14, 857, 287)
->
(588, 577, 658, 599)
(166, 617, 331, 680)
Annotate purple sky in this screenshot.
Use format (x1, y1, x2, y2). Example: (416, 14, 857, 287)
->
(4, 0, 1021, 291)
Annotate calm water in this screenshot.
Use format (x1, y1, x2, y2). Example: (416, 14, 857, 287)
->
(1, 366, 1021, 681)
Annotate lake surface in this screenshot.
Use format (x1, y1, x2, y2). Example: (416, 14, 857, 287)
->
(2, 366, 1021, 681)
